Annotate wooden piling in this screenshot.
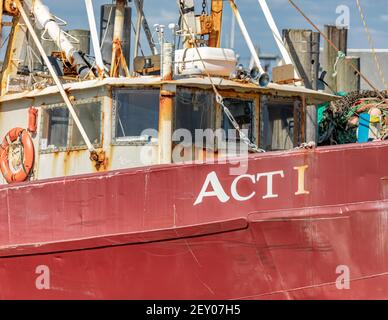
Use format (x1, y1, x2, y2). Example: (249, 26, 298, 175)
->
(337, 56, 361, 93)
(283, 29, 320, 89)
(323, 25, 348, 93)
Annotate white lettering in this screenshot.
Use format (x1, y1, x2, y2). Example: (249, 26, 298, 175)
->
(194, 172, 230, 205)
(231, 174, 256, 201)
(257, 171, 284, 199)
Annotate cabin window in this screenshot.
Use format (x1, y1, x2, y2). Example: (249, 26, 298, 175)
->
(113, 88, 160, 144)
(40, 98, 103, 152)
(260, 96, 302, 151)
(70, 101, 102, 148)
(41, 106, 69, 150)
(174, 88, 215, 145)
(221, 98, 255, 142)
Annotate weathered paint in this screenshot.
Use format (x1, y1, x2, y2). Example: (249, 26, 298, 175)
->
(0, 77, 338, 105)
(0, 141, 386, 299)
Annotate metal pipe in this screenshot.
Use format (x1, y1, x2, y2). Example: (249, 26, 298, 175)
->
(15, 0, 95, 153)
(162, 42, 174, 80)
(229, 0, 269, 86)
(133, 0, 144, 59)
(159, 87, 174, 164)
(181, 0, 197, 49)
(110, 0, 126, 77)
(230, 13, 235, 49)
(159, 25, 165, 77)
(32, 0, 91, 78)
(85, 0, 105, 76)
(257, 0, 299, 79)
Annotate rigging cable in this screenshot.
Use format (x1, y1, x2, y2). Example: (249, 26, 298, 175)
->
(355, 0, 387, 90)
(176, 1, 265, 153)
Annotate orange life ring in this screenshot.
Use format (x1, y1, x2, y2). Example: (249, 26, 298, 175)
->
(0, 128, 34, 184)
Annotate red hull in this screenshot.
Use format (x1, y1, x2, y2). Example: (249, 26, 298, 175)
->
(0, 142, 387, 299)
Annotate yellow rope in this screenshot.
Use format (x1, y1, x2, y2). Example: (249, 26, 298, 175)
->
(355, 0, 387, 90)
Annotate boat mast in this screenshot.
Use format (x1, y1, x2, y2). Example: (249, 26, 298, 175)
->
(208, 0, 223, 48)
(110, 0, 129, 77)
(180, 0, 197, 48)
(0, 0, 26, 95)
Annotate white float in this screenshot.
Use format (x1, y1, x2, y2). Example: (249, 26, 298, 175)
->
(174, 47, 237, 77)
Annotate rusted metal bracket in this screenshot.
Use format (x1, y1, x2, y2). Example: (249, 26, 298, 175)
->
(3, 0, 19, 16)
(90, 150, 106, 171)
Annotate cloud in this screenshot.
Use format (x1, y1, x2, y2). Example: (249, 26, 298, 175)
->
(380, 14, 388, 22)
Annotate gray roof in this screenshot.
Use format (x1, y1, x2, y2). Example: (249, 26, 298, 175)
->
(347, 49, 388, 90)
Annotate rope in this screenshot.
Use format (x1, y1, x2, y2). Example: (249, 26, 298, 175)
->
(355, 0, 387, 90)
(176, 2, 265, 153)
(294, 141, 316, 150)
(332, 51, 346, 78)
(287, 0, 384, 100)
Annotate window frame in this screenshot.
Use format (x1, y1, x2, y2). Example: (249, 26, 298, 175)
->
(217, 91, 260, 147)
(259, 95, 304, 151)
(173, 87, 216, 145)
(39, 97, 103, 154)
(111, 87, 160, 146)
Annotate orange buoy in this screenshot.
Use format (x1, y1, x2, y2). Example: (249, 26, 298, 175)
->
(0, 128, 34, 184)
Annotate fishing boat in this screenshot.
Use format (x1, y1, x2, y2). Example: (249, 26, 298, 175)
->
(0, 0, 386, 299)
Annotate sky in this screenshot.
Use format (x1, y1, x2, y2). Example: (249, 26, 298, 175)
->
(2, 0, 388, 66)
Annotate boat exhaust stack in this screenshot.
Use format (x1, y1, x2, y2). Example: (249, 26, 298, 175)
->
(110, 0, 129, 77)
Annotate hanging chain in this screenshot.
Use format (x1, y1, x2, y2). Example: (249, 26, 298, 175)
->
(216, 94, 265, 153)
(201, 0, 207, 15)
(199, 0, 207, 46)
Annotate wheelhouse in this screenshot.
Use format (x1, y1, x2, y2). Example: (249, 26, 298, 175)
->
(0, 77, 336, 184)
